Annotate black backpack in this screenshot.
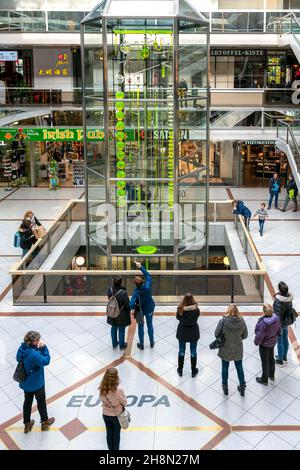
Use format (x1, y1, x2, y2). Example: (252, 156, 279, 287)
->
(287, 307, 298, 326)
(13, 360, 27, 384)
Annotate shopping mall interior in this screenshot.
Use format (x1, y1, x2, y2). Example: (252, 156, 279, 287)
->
(1, 0, 300, 455)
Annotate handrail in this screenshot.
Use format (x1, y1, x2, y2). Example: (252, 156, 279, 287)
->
(10, 199, 266, 276)
(10, 269, 266, 276)
(279, 12, 300, 35)
(277, 119, 300, 159)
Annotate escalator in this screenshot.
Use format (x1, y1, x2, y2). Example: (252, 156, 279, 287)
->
(210, 109, 258, 129)
(276, 119, 300, 190)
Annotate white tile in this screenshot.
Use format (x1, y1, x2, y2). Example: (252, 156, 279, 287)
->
(216, 432, 253, 450)
(250, 400, 282, 424)
(255, 432, 294, 450)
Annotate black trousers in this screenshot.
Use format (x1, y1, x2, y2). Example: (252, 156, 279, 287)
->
(259, 345, 275, 383)
(23, 386, 48, 424)
(103, 415, 121, 450)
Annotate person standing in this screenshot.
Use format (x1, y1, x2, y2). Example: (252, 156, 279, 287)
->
(176, 293, 200, 378)
(268, 173, 281, 210)
(16, 331, 55, 433)
(129, 261, 155, 350)
(253, 202, 268, 236)
(232, 200, 252, 230)
(214, 304, 248, 396)
(281, 174, 298, 212)
(273, 281, 293, 366)
(254, 304, 281, 385)
(19, 219, 36, 257)
(107, 276, 131, 350)
(99, 368, 127, 451)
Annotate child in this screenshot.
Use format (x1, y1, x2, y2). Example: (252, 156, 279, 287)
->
(253, 202, 268, 236)
(232, 200, 252, 230)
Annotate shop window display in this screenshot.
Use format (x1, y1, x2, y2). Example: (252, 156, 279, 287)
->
(0, 129, 29, 188)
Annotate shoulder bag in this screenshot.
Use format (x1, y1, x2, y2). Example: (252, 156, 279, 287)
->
(209, 317, 226, 350)
(105, 396, 131, 430)
(133, 295, 144, 325)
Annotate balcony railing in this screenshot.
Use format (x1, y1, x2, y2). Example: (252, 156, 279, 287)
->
(10, 199, 266, 305)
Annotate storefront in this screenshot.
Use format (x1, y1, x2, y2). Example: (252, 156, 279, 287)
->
(210, 48, 300, 98)
(0, 128, 104, 189)
(210, 140, 290, 187)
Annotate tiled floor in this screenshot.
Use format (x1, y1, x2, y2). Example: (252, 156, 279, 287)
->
(0, 187, 299, 450)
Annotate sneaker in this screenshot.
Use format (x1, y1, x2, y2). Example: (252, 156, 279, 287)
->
(269, 376, 275, 381)
(150, 341, 155, 348)
(24, 419, 34, 434)
(283, 358, 288, 364)
(281, 209, 286, 212)
(41, 417, 55, 431)
(256, 377, 268, 386)
(119, 343, 127, 350)
(112, 342, 119, 349)
(137, 343, 144, 350)
(267, 207, 271, 210)
(275, 359, 284, 366)
(293, 209, 298, 212)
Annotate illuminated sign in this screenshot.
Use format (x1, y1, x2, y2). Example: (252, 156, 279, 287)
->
(38, 52, 70, 77)
(0, 51, 18, 61)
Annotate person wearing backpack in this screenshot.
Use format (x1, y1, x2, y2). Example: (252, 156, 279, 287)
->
(281, 174, 298, 213)
(254, 304, 281, 385)
(214, 304, 248, 397)
(267, 173, 281, 210)
(273, 281, 296, 366)
(19, 219, 36, 257)
(176, 293, 200, 378)
(129, 261, 155, 350)
(232, 200, 252, 230)
(16, 331, 55, 433)
(107, 276, 131, 350)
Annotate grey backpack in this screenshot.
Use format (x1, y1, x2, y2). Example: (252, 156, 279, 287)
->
(106, 289, 123, 319)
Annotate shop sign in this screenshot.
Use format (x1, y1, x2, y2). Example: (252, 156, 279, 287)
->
(0, 128, 140, 142)
(211, 49, 264, 57)
(0, 51, 18, 61)
(244, 140, 276, 145)
(34, 49, 71, 78)
(0, 128, 105, 142)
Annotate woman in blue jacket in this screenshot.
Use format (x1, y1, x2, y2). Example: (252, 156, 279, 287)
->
(130, 261, 155, 350)
(16, 331, 55, 433)
(232, 200, 252, 230)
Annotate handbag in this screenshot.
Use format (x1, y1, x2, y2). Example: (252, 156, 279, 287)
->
(209, 317, 226, 350)
(13, 360, 27, 383)
(106, 396, 131, 430)
(133, 295, 144, 325)
(33, 226, 47, 239)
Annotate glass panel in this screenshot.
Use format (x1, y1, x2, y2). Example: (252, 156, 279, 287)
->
(178, 19, 208, 268)
(211, 12, 264, 32)
(106, 0, 175, 17)
(48, 11, 86, 31)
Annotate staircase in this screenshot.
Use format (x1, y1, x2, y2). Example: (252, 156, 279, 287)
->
(276, 12, 300, 63)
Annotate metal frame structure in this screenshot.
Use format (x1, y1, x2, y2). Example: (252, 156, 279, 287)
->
(81, 0, 210, 271)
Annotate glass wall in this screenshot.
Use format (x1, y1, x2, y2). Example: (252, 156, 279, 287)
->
(82, 0, 209, 270)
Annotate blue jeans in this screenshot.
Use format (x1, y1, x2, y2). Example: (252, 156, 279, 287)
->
(258, 219, 265, 234)
(268, 192, 279, 209)
(222, 359, 245, 386)
(277, 326, 289, 361)
(179, 341, 198, 358)
(244, 216, 250, 230)
(22, 248, 29, 257)
(138, 313, 154, 345)
(111, 326, 126, 348)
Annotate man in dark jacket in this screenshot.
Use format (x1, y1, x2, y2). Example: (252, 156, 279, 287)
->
(268, 173, 281, 210)
(254, 304, 281, 385)
(16, 330, 55, 433)
(107, 276, 131, 350)
(273, 281, 293, 365)
(129, 261, 155, 350)
(281, 174, 298, 212)
(232, 200, 252, 230)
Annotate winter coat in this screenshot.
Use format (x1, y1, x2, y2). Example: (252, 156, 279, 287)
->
(16, 343, 50, 392)
(215, 316, 248, 362)
(269, 177, 281, 194)
(107, 286, 131, 327)
(273, 292, 294, 327)
(129, 266, 155, 316)
(233, 201, 251, 218)
(254, 313, 281, 348)
(100, 386, 127, 417)
(176, 304, 200, 343)
(285, 180, 298, 198)
(19, 228, 36, 250)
